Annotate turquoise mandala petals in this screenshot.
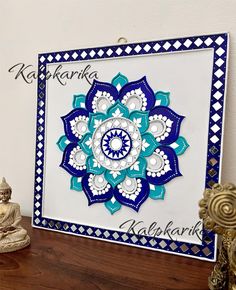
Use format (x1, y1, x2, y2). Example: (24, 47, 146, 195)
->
(88, 112, 107, 133)
(70, 176, 83, 191)
(129, 110, 149, 134)
(79, 132, 93, 155)
(86, 156, 105, 175)
(107, 101, 129, 118)
(105, 197, 122, 214)
(155, 91, 170, 107)
(126, 157, 147, 179)
(104, 170, 126, 188)
(73, 94, 86, 109)
(58, 74, 188, 214)
(170, 136, 189, 156)
(140, 133, 159, 157)
(57, 135, 70, 152)
(111, 73, 129, 91)
(149, 184, 165, 200)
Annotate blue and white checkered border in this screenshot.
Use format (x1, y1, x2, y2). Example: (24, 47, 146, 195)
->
(33, 33, 228, 261)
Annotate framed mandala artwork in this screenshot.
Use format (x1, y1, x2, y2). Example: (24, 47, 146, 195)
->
(33, 33, 228, 261)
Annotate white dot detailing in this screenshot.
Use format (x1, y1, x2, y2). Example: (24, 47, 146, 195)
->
(148, 114, 173, 142)
(146, 148, 171, 177)
(70, 115, 89, 139)
(117, 177, 142, 201)
(121, 88, 147, 111)
(92, 117, 142, 171)
(92, 90, 115, 113)
(69, 146, 87, 170)
(88, 174, 111, 196)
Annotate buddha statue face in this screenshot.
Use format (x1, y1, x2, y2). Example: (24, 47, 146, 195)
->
(0, 189, 11, 203)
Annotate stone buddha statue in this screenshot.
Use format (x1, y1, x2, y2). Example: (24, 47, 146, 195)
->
(0, 177, 30, 253)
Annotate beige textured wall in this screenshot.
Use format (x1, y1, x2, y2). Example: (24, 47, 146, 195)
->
(0, 0, 235, 216)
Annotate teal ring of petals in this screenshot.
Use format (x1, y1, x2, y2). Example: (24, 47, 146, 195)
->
(57, 73, 189, 214)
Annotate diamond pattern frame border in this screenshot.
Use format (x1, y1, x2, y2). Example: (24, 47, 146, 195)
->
(33, 33, 228, 261)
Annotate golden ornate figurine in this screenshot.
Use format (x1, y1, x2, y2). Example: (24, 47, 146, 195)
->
(199, 183, 236, 290)
(0, 177, 30, 253)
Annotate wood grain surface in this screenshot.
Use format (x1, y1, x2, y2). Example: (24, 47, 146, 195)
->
(0, 217, 213, 290)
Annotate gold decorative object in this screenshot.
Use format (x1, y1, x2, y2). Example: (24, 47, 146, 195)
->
(0, 177, 30, 253)
(199, 183, 236, 289)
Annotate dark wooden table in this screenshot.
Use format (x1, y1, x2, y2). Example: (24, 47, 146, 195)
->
(0, 217, 213, 290)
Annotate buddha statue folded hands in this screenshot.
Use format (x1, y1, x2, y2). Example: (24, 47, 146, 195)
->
(0, 177, 30, 253)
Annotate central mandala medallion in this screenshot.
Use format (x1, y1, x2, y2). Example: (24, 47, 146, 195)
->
(92, 117, 142, 171)
(58, 73, 189, 214)
(101, 128, 132, 160)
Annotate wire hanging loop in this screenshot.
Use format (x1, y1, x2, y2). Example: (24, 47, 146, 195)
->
(117, 37, 128, 44)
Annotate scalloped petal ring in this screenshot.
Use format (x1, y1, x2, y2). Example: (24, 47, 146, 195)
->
(57, 74, 189, 214)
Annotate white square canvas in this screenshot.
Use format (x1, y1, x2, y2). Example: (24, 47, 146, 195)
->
(33, 33, 228, 261)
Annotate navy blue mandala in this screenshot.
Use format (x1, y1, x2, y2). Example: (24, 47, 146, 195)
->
(57, 73, 189, 214)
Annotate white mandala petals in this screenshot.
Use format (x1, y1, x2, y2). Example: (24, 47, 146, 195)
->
(148, 117, 167, 138)
(69, 147, 87, 170)
(142, 139, 150, 151)
(85, 80, 119, 113)
(92, 117, 142, 171)
(70, 115, 89, 139)
(119, 76, 156, 112)
(149, 106, 184, 145)
(110, 171, 121, 179)
(82, 173, 113, 205)
(146, 152, 165, 174)
(93, 90, 115, 113)
(146, 146, 181, 185)
(121, 88, 144, 111)
(114, 177, 150, 211)
(62, 108, 89, 142)
(112, 108, 123, 117)
(118, 177, 140, 201)
(60, 144, 87, 177)
(85, 137, 92, 148)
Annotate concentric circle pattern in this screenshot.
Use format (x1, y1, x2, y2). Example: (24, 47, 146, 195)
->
(92, 117, 142, 171)
(208, 191, 236, 229)
(101, 128, 132, 160)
